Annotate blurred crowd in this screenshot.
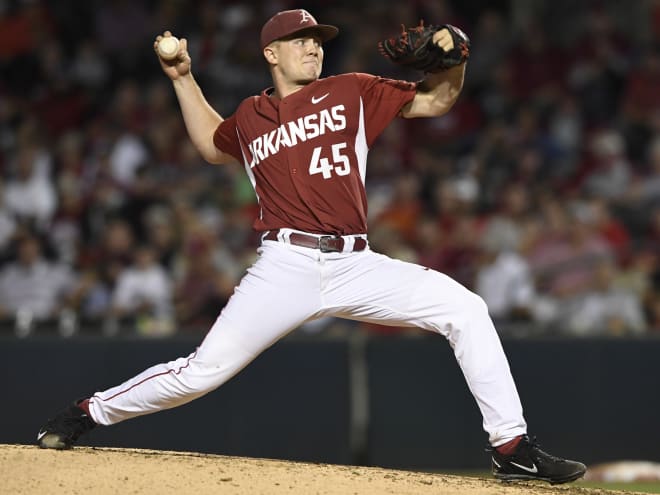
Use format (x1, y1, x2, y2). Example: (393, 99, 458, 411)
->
(0, 0, 659, 338)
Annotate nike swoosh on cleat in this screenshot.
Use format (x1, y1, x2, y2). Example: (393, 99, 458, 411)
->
(37, 430, 48, 441)
(510, 461, 539, 474)
(311, 93, 329, 104)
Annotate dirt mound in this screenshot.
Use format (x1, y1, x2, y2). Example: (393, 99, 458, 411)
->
(0, 444, 636, 495)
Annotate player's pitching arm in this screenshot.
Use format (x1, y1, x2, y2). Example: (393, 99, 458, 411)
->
(400, 29, 466, 119)
(154, 31, 235, 165)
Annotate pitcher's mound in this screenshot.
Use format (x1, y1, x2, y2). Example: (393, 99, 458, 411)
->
(0, 444, 632, 495)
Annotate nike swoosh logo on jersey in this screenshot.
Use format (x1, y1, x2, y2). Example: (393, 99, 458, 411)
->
(311, 93, 329, 104)
(510, 461, 539, 474)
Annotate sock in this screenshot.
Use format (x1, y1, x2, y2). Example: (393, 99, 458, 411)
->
(77, 398, 92, 417)
(495, 435, 522, 455)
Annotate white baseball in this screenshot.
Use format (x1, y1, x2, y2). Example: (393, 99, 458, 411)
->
(158, 36, 180, 60)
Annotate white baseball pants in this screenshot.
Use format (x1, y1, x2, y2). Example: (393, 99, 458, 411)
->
(88, 235, 527, 446)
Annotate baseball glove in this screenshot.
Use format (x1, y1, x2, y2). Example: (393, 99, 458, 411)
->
(378, 21, 470, 73)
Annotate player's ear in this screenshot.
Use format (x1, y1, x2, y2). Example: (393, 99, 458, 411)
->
(263, 43, 278, 64)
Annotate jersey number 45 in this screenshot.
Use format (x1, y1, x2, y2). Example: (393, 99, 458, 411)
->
(309, 143, 351, 179)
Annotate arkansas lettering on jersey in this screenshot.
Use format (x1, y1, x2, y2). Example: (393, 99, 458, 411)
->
(213, 72, 417, 235)
(247, 105, 347, 167)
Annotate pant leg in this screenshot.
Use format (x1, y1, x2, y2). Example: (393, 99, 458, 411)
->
(89, 243, 322, 425)
(322, 250, 527, 446)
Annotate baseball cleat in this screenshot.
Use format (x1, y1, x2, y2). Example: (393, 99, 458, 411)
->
(37, 401, 96, 450)
(491, 435, 586, 484)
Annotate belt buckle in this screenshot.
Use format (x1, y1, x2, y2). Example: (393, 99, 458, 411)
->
(319, 235, 341, 253)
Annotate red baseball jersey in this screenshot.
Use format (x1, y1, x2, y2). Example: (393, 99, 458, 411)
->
(213, 72, 417, 235)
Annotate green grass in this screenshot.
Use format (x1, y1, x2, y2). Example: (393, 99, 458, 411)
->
(577, 480, 660, 494)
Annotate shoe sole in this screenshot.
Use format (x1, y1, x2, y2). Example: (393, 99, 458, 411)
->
(494, 469, 586, 485)
(38, 434, 71, 450)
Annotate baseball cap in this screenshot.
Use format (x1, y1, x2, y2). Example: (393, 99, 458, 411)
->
(260, 9, 338, 50)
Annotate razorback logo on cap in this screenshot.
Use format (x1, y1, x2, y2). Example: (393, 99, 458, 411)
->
(298, 9, 313, 24)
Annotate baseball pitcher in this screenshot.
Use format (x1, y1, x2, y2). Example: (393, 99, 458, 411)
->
(37, 9, 586, 484)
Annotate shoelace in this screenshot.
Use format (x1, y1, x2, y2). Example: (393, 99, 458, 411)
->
(485, 435, 564, 462)
(526, 436, 565, 463)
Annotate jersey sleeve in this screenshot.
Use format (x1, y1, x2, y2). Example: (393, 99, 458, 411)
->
(212, 113, 242, 162)
(353, 72, 417, 147)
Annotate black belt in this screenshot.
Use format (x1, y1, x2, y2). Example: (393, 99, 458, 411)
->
(263, 230, 367, 253)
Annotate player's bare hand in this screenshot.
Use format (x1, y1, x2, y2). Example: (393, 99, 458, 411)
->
(433, 28, 454, 52)
(154, 31, 191, 80)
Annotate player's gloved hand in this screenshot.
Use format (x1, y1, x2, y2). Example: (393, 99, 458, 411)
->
(154, 31, 192, 80)
(378, 21, 470, 73)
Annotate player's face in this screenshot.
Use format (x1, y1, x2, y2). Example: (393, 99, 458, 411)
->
(274, 35, 324, 84)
